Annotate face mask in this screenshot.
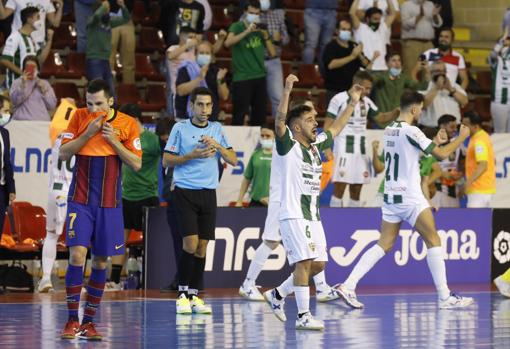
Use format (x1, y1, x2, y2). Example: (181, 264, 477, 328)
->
(246, 13, 260, 24)
(389, 67, 401, 77)
(260, 0, 270, 11)
(0, 113, 11, 126)
(338, 30, 352, 41)
(369, 22, 380, 31)
(196, 54, 211, 67)
(101, 14, 110, 24)
(260, 138, 273, 149)
(33, 20, 42, 31)
(438, 43, 451, 51)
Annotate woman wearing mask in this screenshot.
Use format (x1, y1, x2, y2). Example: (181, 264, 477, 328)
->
(175, 40, 229, 121)
(490, 29, 510, 133)
(235, 125, 274, 207)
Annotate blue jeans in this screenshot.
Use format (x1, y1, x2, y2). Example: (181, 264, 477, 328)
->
(74, 0, 94, 53)
(264, 58, 283, 118)
(86, 59, 116, 100)
(303, 8, 337, 65)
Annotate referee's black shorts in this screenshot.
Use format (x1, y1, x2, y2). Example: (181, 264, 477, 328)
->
(171, 186, 217, 240)
(122, 196, 160, 231)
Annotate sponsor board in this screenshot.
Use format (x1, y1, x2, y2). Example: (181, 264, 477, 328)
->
(491, 209, 510, 280)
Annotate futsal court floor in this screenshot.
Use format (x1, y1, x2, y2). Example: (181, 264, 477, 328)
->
(0, 284, 509, 349)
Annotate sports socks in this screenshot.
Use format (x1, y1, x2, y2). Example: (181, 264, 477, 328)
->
(276, 273, 294, 298)
(426, 246, 450, 300)
(294, 286, 310, 316)
(41, 232, 59, 281)
(177, 251, 195, 297)
(189, 256, 206, 299)
(110, 264, 122, 284)
(501, 268, 510, 283)
(65, 264, 84, 322)
(347, 198, 361, 208)
(344, 244, 385, 291)
(82, 268, 106, 324)
(313, 271, 328, 293)
(243, 243, 273, 287)
(330, 195, 343, 207)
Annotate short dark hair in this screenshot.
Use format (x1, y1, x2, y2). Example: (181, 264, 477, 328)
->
(353, 70, 373, 84)
(400, 90, 424, 111)
(0, 95, 10, 108)
(261, 123, 273, 131)
(338, 17, 352, 27)
(286, 104, 312, 126)
(86, 79, 112, 98)
(439, 27, 455, 39)
(22, 55, 39, 70)
(21, 6, 39, 25)
(289, 97, 312, 110)
(119, 103, 142, 120)
(190, 87, 213, 103)
(463, 111, 482, 126)
(422, 127, 439, 140)
(156, 118, 175, 136)
(245, 0, 261, 10)
(365, 7, 383, 19)
(438, 114, 457, 126)
(385, 51, 400, 62)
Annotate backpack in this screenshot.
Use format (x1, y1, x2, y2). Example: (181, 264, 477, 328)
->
(0, 261, 34, 292)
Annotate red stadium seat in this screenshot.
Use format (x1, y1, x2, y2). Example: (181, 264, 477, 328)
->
(210, 6, 232, 31)
(66, 52, 86, 79)
(53, 82, 83, 105)
(296, 64, 324, 88)
(281, 40, 302, 61)
(137, 27, 166, 53)
(474, 96, 491, 121)
(142, 2, 161, 26)
(40, 51, 67, 78)
(140, 84, 166, 111)
(117, 83, 142, 105)
(283, 0, 305, 9)
(282, 62, 293, 79)
(135, 54, 165, 81)
(131, 1, 147, 25)
(52, 23, 76, 49)
(476, 70, 492, 95)
(391, 21, 401, 40)
(286, 10, 304, 33)
(11, 202, 46, 243)
(126, 230, 143, 247)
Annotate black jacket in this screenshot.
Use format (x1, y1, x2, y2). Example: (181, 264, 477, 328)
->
(0, 127, 15, 196)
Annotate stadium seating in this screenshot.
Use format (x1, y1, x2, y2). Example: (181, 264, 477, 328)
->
(474, 96, 491, 121)
(210, 6, 232, 30)
(53, 82, 83, 105)
(39, 51, 67, 79)
(476, 70, 492, 95)
(52, 23, 76, 50)
(117, 83, 142, 105)
(135, 54, 165, 81)
(137, 28, 166, 53)
(296, 64, 324, 88)
(140, 84, 166, 111)
(283, 0, 305, 10)
(66, 52, 86, 79)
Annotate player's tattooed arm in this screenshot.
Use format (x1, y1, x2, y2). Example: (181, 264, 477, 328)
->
(275, 74, 298, 138)
(327, 84, 363, 138)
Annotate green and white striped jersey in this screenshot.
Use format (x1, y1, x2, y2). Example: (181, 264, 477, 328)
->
(1, 30, 39, 89)
(276, 127, 333, 221)
(491, 50, 510, 104)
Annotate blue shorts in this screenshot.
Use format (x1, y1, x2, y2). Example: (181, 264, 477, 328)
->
(65, 201, 125, 256)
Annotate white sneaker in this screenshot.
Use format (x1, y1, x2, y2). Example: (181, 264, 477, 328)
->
(439, 292, 474, 309)
(335, 284, 364, 309)
(104, 281, 122, 292)
(37, 278, 53, 293)
(494, 276, 510, 298)
(176, 294, 192, 314)
(316, 286, 340, 302)
(295, 312, 324, 331)
(239, 283, 265, 301)
(263, 289, 287, 322)
(190, 295, 212, 314)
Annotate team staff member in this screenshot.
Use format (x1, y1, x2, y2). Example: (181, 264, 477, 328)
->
(460, 112, 496, 208)
(0, 95, 15, 252)
(163, 87, 237, 315)
(59, 79, 142, 341)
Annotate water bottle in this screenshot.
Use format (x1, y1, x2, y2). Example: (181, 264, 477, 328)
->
(136, 257, 143, 289)
(125, 257, 139, 290)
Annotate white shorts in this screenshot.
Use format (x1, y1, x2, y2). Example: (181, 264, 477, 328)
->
(382, 198, 430, 227)
(332, 142, 370, 184)
(46, 190, 68, 235)
(279, 219, 328, 265)
(261, 200, 281, 242)
(467, 194, 493, 208)
(431, 191, 460, 208)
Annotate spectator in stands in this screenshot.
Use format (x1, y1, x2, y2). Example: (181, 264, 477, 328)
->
(400, 0, 443, 74)
(349, 0, 397, 71)
(110, 0, 136, 84)
(10, 55, 57, 121)
(74, 0, 95, 53)
(0, 0, 63, 47)
(322, 18, 371, 106)
(0, 95, 15, 267)
(489, 29, 510, 133)
(224, 0, 275, 126)
(411, 27, 468, 90)
(419, 60, 468, 127)
(302, 0, 338, 66)
(175, 41, 229, 121)
(86, 0, 130, 98)
(461, 111, 496, 208)
(166, 27, 198, 117)
(159, 0, 205, 47)
(0, 7, 53, 89)
(370, 52, 429, 128)
(260, 0, 289, 118)
(235, 125, 273, 207)
(195, 0, 211, 31)
(433, 0, 452, 39)
(355, 0, 400, 45)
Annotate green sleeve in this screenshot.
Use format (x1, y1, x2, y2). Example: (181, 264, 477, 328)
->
(111, 7, 130, 28)
(316, 131, 334, 151)
(405, 74, 428, 91)
(370, 71, 385, 86)
(228, 21, 244, 34)
(275, 128, 295, 155)
(244, 153, 255, 180)
(87, 5, 106, 26)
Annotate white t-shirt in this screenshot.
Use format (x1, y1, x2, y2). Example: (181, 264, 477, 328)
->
(422, 48, 466, 85)
(354, 22, 390, 70)
(6, 0, 55, 45)
(166, 45, 196, 94)
(418, 82, 466, 127)
(358, 0, 400, 14)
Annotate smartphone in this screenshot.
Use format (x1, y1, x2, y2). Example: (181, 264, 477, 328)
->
(419, 54, 427, 62)
(25, 64, 36, 79)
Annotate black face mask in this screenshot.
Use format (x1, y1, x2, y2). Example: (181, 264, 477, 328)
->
(101, 14, 110, 25)
(438, 43, 451, 51)
(369, 22, 380, 31)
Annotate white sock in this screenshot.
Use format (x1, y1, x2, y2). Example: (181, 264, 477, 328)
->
(294, 286, 310, 315)
(330, 195, 343, 207)
(313, 271, 328, 293)
(344, 244, 385, 291)
(277, 273, 294, 298)
(41, 232, 59, 280)
(244, 242, 273, 287)
(347, 198, 361, 207)
(426, 246, 450, 300)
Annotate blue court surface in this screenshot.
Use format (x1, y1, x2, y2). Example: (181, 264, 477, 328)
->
(0, 287, 509, 349)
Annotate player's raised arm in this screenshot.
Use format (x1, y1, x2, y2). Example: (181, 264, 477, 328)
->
(275, 74, 298, 138)
(326, 84, 362, 138)
(432, 124, 470, 160)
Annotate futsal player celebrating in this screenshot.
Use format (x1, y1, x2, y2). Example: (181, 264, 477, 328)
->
(59, 79, 142, 340)
(336, 91, 474, 310)
(264, 74, 362, 330)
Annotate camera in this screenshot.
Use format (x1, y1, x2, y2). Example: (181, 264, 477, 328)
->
(432, 73, 446, 82)
(256, 22, 268, 30)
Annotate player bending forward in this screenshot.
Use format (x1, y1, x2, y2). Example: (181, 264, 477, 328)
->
(336, 91, 474, 310)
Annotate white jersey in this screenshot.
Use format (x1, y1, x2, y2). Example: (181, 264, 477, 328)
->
(383, 120, 436, 205)
(48, 135, 74, 193)
(1, 30, 39, 88)
(276, 127, 333, 221)
(491, 50, 510, 105)
(268, 143, 282, 203)
(6, 0, 55, 45)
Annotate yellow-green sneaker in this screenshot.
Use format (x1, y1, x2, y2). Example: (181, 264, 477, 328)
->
(176, 294, 192, 314)
(190, 295, 212, 314)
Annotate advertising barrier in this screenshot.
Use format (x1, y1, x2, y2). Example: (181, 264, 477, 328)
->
(491, 209, 510, 280)
(145, 207, 492, 289)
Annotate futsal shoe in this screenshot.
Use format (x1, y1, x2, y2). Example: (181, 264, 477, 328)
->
(239, 283, 265, 301)
(60, 320, 79, 339)
(263, 289, 287, 322)
(104, 281, 122, 292)
(316, 286, 340, 302)
(295, 312, 324, 331)
(335, 284, 364, 309)
(190, 296, 212, 314)
(439, 292, 474, 309)
(494, 276, 510, 298)
(176, 294, 192, 314)
(37, 278, 54, 293)
(76, 322, 103, 341)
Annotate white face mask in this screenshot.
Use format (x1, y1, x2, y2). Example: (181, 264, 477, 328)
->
(260, 0, 270, 11)
(246, 13, 260, 24)
(0, 113, 11, 126)
(260, 138, 273, 149)
(33, 20, 43, 31)
(196, 54, 211, 67)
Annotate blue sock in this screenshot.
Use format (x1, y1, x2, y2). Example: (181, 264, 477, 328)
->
(82, 268, 106, 324)
(65, 264, 84, 322)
